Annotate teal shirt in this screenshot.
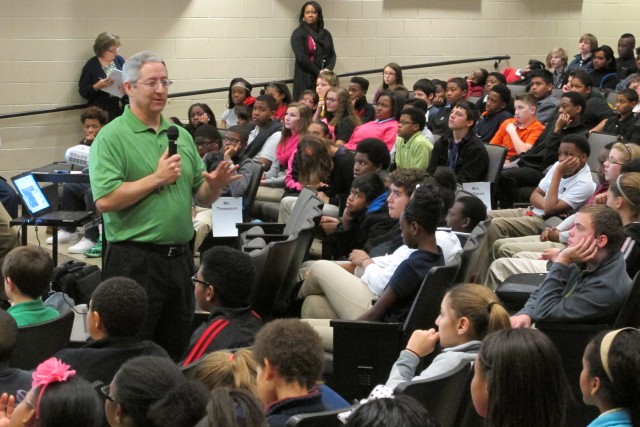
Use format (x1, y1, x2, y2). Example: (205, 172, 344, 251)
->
(89, 106, 205, 245)
(395, 132, 433, 169)
(8, 299, 59, 327)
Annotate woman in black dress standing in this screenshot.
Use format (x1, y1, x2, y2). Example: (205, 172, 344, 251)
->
(290, 1, 337, 100)
(78, 32, 126, 121)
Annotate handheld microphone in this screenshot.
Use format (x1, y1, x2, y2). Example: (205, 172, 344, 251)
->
(167, 126, 179, 185)
(167, 126, 179, 157)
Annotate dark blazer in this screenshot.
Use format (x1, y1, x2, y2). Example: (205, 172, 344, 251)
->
(78, 55, 127, 120)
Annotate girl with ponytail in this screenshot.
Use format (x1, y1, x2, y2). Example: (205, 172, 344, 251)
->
(384, 283, 511, 389)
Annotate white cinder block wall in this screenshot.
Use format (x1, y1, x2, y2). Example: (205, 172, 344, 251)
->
(1, 0, 638, 178)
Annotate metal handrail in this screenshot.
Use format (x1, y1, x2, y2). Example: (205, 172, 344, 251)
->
(0, 55, 510, 120)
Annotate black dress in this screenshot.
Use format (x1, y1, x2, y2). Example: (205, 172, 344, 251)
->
(78, 55, 127, 121)
(290, 24, 336, 99)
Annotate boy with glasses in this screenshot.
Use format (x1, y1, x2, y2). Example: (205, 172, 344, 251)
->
(394, 107, 433, 169)
(180, 246, 262, 366)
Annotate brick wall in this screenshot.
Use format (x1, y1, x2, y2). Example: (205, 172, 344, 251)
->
(0, 0, 637, 178)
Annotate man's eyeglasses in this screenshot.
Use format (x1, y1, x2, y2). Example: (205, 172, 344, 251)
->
(134, 79, 173, 89)
(192, 275, 213, 288)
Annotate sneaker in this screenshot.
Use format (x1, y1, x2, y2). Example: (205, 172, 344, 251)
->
(46, 230, 79, 245)
(68, 237, 97, 254)
(83, 241, 103, 258)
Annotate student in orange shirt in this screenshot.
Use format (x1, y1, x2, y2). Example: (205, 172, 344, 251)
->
(490, 93, 545, 162)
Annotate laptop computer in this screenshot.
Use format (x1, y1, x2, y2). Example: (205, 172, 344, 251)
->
(11, 172, 94, 224)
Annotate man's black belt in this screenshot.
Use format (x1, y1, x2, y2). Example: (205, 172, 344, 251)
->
(112, 241, 188, 258)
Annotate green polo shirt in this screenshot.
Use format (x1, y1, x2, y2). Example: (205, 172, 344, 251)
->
(89, 106, 205, 245)
(8, 299, 59, 327)
(395, 132, 433, 169)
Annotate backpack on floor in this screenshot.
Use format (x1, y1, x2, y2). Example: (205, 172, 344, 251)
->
(51, 260, 102, 305)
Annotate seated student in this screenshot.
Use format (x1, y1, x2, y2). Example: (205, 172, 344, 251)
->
(591, 45, 620, 90)
(402, 98, 435, 142)
(324, 86, 361, 146)
(349, 76, 375, 123)
(476, 71, 507, 114)
(301, 184, 445, 349)
(497, 91, 588, 209)
(221, 77, 255, 129)
(511, 204, 632, 328)
(427, 101, 489, 183)
(3, 246, 58, 327)
(466, 68, 488, 97)
(591, 88, 638, 141)
(478, 134, 596, 281)
(0, 358, 103, 427)
(181, 247, 262, 367)
(581, 328, 640, 427)
(253, 319, 326, 427)
(502, 59, 546, 86)
(185, 103, 217, 137)
(309, 121, 354, 215)
(235, 104, 252, 127)
(446, 195, 487, 234)
(194, 125, 259, 252)
(567, 69, 615, 130)
(484, 150, 640, 289)
(55, 277, 169, 384)
(412, 78, 440, 122)
(298, 89, 319, 115)
(323, 172, 396, 259)
(105, 356, 209, 427)
(384, 284, 510, 390)
(490, 93, 545, 160)
(351, 138, 391, 179)
(346, 168, 460, 291)
(528, 69, 561, 126)
(567, 33, 598, 73)
(472, 329, 571, 427)
(282, 134, 333, 200)
(193, 124, 222, 159)
(344, 91, 403, 152)
(279, 129, 352, 222)
(46, 106, 108, 255)
(265, 81, 292, 121)
(427, 77, 468, 135)
(394, 107, 433, 169)
(246, 94, 283, 172)
(547, 47, 569, 89)
(474, 84, 513, 142)
(617, 33, 638, 79)
(0, 310, 31, 396)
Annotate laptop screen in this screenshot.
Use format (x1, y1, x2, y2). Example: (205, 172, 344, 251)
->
(12, 173, 51, 215)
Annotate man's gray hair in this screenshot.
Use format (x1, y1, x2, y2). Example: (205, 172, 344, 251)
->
(122, 51, 165, 84)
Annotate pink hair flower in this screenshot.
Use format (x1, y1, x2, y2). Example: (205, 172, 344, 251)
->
(32, 357, 76, 389)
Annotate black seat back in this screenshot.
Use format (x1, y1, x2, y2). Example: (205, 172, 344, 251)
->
(285, 408, 345, 427)
(395, 360, 477, 427)
(9, 310, 74, 370)
(403, 257, 461, 341)
(242, 160, 265, 222)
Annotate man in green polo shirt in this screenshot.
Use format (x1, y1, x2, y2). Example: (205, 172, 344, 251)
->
(89, 51, 239, 359)
(3, 246, 58, 327)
